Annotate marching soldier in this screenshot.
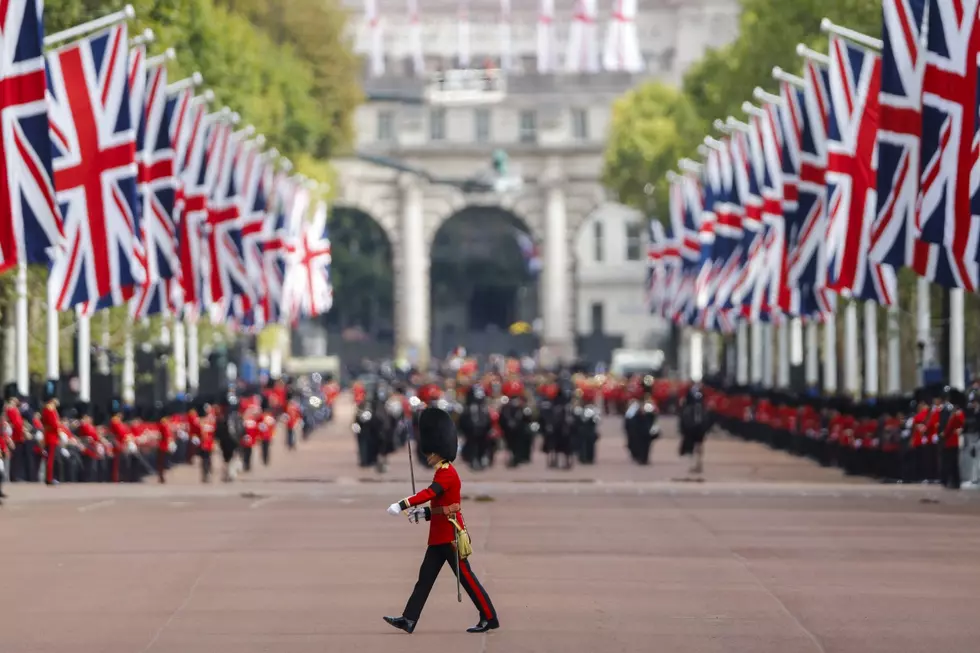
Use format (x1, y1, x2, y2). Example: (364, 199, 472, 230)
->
(156, 405, 175, 484)
(383, 408, 499, 634)
(41, 384, 61, 486)
(499, 378, 534, 467)
(941, 389, 965, 490)
(258, 397, 276, 466)
(109, 401, 134, 483)
(623, 376, 660, 465)
(5, 391, 29, 482)
(573, 384, 600, 464)
(459, 384, 492, 471)
(679, 382, 710, 474)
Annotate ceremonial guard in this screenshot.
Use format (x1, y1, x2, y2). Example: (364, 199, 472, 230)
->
(499, 378, 534, 467)
(6, 391, 30, 482)
(109, 401, 134, 483)
(572, 384, 600, 464)
(679, 383, 710, 474)
(0, 408, 10, 500)
(383, 408, 499, 634)
(623, 376, 660, 465)
(459, 384, 492, 471)
(258, 397, 276, 466)
(76, 404, 104, 483)
(941, 390, 965, 489)
(217, 394, 242, 482)
(41, 384, 61, 485)
(156, 405, 175, 483)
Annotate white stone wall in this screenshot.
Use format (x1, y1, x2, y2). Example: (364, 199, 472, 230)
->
(575, 204, 670, 349)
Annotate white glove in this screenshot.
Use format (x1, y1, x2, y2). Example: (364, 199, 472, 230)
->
(387, 502, 402, 516)
(406, 507, 426, 522)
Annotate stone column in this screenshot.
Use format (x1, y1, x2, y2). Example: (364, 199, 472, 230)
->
(398, 175, 430, 369)
(540, 161, 574, 365)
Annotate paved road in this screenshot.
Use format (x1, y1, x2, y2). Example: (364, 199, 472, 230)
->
(2, 397, 979, 653)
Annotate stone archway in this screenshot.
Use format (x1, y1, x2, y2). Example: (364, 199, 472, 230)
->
(325, 206, 396, 367)
(428, 206, 541, 359)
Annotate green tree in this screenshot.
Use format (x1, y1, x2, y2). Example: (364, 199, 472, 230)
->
(681, 0, 882, 128)
(601, 82, 703, 219)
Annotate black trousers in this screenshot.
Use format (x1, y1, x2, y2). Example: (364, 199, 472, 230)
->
(261, 440, 271, 466)
(403, 544, 497, 624)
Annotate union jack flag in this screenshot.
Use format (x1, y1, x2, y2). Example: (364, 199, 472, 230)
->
(0, 0, 61, 273)
(130, 62, 178, 318)
(728, 119, 766, 319)
(237, 139, 270, 312)
(646, 219, 666, 313)
(283, 199, 333, 320)
(203, 121, 254, 321)
(173, 95, 209, 313)
(788, 59, 835, 316)
(258, 172, 294, 324)
(916, 0, 980, 290)
(46, 24, 139, 310)
(710, 137, 745, 331)
(825, 35, 896, 305)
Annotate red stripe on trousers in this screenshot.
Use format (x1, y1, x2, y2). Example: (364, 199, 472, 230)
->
(459, 559, 493, 618)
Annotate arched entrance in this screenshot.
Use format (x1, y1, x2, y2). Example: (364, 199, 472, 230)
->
(326, 207, 395, 371)
(430, 206, 540, 359)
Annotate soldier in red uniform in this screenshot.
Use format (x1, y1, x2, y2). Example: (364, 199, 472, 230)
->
(156, 406, 174, 484)
(75, 403, 103, 483)
(0, 406, 11, 499)
(109, 401, 133, 483)
(5, 391, 29, 482)
(41, 385, 61, 485)
(941, 389, 965, 489)
(383, 408, 498, 635)
(241, 400, 259, 472)
(258, 397, 276, 466)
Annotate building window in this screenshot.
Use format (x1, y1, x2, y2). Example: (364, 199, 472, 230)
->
(474, 108, 491, 143)
(591, 302, 604, 334)
(572, 108, 589, 140)
(593, 221, 603, 262)
(430, 108, 446, 141)
(377, 110, 394, 142)
(519, 110, 537, 143)
(626, 222, 642, 261)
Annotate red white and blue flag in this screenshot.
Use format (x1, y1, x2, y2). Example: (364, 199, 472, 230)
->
(915, 0, 980, 290)
(46, 24, 139, 310)
(0, 0, 62, 273)
(283, 199, 333, 320)
(173, 95, 209, 315)
(824, 35, 896, 305)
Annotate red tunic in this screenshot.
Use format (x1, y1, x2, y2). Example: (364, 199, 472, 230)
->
(78, 422, 101, 458)
(5, 406, 24, 443)
(258, 413, 276, 442)
(199, 417, 215, 453)
(943, 410, 964, 449)
(399, 462, 466, 546)
(110, 418, 132, 453)
(41, 405, 61, 447)
(157, 421, 173, 450)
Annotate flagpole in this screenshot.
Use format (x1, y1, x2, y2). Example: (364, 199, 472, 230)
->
(15, 263, 29, 395)
(689, 329, 704, 382)
(886, 304, 901, 394)
(77, 307, 91, 403)
(949, 289, 965, 389)
(750, 321, 763, 385)
(843, 301, 859, 397)
(916, 277, 932, 385)
(761, 322, 774, 388)
(44, 5, 135, 48)
(173, 314, 187, 396)
(122, 316, 135, 404)
(186, 312, 199, 393)
(819, 18, 883, 51)
(736, 320, 749, 385)
(46, 286, 59, 388)
(823, 314, 838, 394)
(776, 318, 790, 388)
(863, 300, 878, 397)
(804, 318, 819, 389)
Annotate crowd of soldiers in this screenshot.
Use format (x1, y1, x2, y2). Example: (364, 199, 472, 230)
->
(0, 376, 338, 502)
(706, 381, 980, 489)
(349, 354, 706, 473)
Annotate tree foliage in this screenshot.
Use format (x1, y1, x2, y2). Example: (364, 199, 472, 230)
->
(601, 82, 703, 219)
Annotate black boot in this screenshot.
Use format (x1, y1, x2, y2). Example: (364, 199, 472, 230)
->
(383, 616, 416, 634)
(466, 617, 500, 633)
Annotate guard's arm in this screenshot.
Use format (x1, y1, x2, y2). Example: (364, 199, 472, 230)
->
(398, 481, 445, 510)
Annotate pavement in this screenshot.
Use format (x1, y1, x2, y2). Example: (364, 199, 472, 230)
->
(2, 397, 980, 653)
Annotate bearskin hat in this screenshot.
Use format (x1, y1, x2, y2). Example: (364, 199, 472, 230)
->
(418, 407, 458, 462)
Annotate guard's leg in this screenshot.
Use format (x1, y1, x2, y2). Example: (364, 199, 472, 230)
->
(445, 551, 497, 625)
(402, 545, 449, 622)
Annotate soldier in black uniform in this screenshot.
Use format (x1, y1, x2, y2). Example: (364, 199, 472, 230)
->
(624, 376, 660, 465)
(679, 383, 710, 474)
(459, 384, 492, 471)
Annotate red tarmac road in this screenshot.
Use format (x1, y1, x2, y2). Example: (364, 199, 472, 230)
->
(2, 397, 980, 653)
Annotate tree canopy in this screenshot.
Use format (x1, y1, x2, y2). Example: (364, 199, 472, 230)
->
(602, 0, 882, 220)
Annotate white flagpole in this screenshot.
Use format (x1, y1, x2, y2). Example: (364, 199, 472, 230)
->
(916, 276, 932, 384)
(537, 0, 556, 73)
(46, 287, 59, 385)
(950, 288, 966, 388)
(823, 315, 838, 393)
(750, 321, 763, 385)
(122, 316, 135, 404)
(863, 300, 878, 397)
(805, 319, 820, 388)
(457, 0, 471, 68)
(44, 5, 135, 47)
(15, 263, 29, 395)
(689, 330, 704, 382)
(365, 0, 385, 77)
(173, 315, 187, 396)
(407, 0, 425, 76)
(186, 312, 199, 392)
(499, 0, 512, 70)
(843, 301, 859, 397)
(736, 320, 749, 385)
(77, 308, 91, 402)
(886, 304, 901, 394)
(776, 318, 790, 388)
(761, 322, 774, 388)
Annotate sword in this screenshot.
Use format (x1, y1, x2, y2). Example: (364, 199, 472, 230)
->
(454, 526, 462, 603)
(406, 425, 419, 523)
